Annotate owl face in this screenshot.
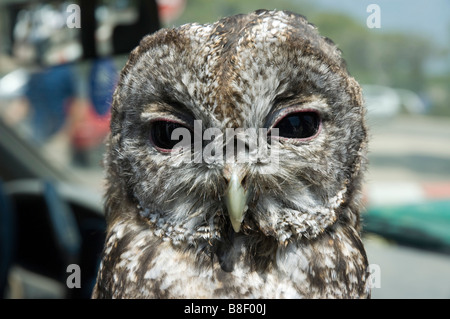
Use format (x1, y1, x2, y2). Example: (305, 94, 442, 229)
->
(107, 10, 367, 251)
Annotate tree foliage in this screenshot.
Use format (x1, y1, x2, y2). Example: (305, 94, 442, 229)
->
(171, 1, 448, 115)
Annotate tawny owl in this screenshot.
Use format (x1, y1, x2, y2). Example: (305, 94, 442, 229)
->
(92, 9, 370, 299)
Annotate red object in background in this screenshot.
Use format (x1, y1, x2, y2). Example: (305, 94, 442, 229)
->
(156, 0, 186, 24)
(422, 183, 450, 199)
(363, 181, 450, 208)
(71, 103, 110, 150)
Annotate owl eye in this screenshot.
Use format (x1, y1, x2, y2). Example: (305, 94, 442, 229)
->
(272, 111, 321, 139)
(150, 120, 193, 152)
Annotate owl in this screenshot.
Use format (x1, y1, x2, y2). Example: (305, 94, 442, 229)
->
(92, 10, 370, 299)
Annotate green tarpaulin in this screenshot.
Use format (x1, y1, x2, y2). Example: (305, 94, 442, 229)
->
(363, 200, 450, 252)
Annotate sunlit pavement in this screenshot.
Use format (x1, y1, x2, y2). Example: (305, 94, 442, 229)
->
(363, 114, 450, 298)
(364, 235, 450, 298)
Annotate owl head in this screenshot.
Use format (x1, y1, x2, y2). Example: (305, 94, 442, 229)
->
(104, 10, 368, 265)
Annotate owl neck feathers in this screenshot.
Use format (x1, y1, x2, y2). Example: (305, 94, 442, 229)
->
(103, 178, 367, 274)
(97, 204, 370, 298)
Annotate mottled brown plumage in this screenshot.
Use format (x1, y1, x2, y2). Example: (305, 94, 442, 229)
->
(93, 10, 370, 299)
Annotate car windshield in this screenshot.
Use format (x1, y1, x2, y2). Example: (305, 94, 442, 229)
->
(0, 1, 136, 193)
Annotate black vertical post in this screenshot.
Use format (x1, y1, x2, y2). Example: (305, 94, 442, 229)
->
(80, 0, 97, 59)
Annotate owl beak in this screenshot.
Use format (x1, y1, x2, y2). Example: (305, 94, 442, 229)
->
(224, 168, 248, 233)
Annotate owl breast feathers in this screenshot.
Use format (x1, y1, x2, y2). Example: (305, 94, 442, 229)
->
(93, 9, 370, 298)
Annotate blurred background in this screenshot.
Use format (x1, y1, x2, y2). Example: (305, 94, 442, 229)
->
(0, 0, 449, 299)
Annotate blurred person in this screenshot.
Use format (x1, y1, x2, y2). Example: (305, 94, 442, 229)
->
(24, 62, 78, 144)
(8, 2, 110, 168)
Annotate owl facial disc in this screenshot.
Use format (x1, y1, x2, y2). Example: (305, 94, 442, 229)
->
(224, 166, 248, 232)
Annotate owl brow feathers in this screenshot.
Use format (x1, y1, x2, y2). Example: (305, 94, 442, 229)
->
(111, 11, 351, 131)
